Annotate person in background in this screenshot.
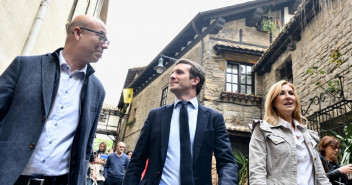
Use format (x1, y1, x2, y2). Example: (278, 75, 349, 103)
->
(93, 142, 108, 185)
(249, 80, 331, 185)
(87, 151, 97, 185)
(0, 14, 107, 185)
(318, 136, 352, 185)
(104, 142, 129, 185)
(127, 151, 133, 160)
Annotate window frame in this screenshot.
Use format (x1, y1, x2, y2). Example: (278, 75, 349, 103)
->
(160, 85, 169, 106)
(225, 61, 254, 94)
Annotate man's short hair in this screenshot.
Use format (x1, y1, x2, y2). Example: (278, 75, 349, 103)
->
(117, 141, 126, 147)
(175, 59, 205, 95)
(66, 19, 89, 35)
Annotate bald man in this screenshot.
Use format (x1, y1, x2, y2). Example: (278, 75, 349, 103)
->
(0, 15, 108, 185)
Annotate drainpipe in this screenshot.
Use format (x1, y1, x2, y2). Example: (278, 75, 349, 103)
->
(192, 20, 204, 66)
(121, 103, 132, 141)
(21, 0, 51, 56)
(67, 0, 79, 25)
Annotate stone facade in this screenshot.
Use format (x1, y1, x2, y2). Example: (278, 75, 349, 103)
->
(0, 0, 108, 74)
(258, 0, 352, 117)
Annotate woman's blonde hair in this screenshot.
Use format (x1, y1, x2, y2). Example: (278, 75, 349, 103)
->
(264, 80, 303, 126)
(98, 141, 107, 154)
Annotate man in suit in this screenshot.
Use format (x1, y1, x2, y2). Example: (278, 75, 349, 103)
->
(123, 59, 238, 185)
(0, 15, 108, 185)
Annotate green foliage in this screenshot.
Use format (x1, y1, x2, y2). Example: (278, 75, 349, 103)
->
(260, 7, 277, 33)
(126, 118, 136, 126)
(233, 149, 248, 185)
(260, 18, 277, 33)
(93, 137, 114, 152)
(306, 48, 343, 96)
(119, 103, 129, 117)
(330, 48, 343, 65)
(328, 124, 352, 166)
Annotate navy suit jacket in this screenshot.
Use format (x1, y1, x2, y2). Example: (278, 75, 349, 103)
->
(0, 48, 105, 185)
(123, 103, 238, 185)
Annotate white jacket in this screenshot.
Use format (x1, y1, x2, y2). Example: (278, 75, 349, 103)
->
(248, 119, 331, 185)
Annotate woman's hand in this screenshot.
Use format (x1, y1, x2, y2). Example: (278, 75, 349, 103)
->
(338, 164, 352, 174)
(94, 158, 106, 165)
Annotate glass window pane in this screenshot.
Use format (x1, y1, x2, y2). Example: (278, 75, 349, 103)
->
(233, 65, 238, 74)
(226, 64, 232, 73)
(241, 65, 245, 74)
(232, 74, 238, 83)
(247, 86, 252, 94)
(226, 73, 232, 83)
(247, 75, 252, 85)
(241, 75, 246, 83)
(247, 66, 252, 74)
(226, 83, 231, 91)
(232, 84, 238, 93)
(241, 85, 246, 93)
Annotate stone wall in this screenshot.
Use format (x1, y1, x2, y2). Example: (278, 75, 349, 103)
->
(203, 18, 269, 129)
(217, 18, 270, 46)
(0, 0, 102, 74)
(259, 0, 352, 116)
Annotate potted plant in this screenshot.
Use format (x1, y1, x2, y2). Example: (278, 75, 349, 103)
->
(233, 149, 249, 185)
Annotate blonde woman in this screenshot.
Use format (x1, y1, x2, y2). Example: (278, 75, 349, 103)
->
(92, 142, 107, 185)
(249, 80, 331, 185)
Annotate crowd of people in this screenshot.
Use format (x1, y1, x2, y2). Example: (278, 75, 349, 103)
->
(87, 142, 132, 185)
(0, 13, 351, 185)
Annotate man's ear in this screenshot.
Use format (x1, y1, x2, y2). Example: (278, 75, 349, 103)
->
(192, 77, 200, 85)
(73, 27, 81, 40)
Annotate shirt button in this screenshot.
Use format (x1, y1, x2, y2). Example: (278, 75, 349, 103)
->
(55, 123, 58, 126)
(61, 106, 64, 109)
(49, 141, 52, 144)
(42, 159, 46, 163)
(65, 91, 68, 94)
(30, 143, 35, 149)
(69, 76, 72, 79)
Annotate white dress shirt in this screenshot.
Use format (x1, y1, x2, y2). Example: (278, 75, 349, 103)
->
(279, 118, 314, 185)
(160, 97, 198, 185)
(22, 51, 86, 176)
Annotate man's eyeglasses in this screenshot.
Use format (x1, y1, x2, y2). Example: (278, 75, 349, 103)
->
(80, 27, 110, 45)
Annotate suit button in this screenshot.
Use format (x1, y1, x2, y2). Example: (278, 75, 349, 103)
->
(42, 116, 45, 121)
(157, 171, 161, 175)
(30, 143, 35, 149)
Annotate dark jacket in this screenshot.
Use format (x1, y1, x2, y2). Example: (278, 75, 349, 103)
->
(320, 154, 351, 185)
(0, 48, 105, 185)
(123, 103, 238, 185)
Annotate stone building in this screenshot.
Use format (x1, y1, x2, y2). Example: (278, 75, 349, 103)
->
(0, 0, 109, 74)
(119, 0, 299, 154)
(253, 0, 352, 136)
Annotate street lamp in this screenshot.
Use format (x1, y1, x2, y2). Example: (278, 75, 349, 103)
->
(153, 54, 178, 74)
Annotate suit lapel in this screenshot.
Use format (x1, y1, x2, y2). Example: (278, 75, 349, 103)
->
(192, 103, 208, 166)
(41, 55, 58, 117)
(160, 104, 174, 166)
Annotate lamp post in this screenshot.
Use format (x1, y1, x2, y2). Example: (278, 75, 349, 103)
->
(153, 54, 178, 74)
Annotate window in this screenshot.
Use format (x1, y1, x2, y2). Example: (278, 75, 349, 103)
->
(226, 62, 253, 94)
(160, 86, 168, 106)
